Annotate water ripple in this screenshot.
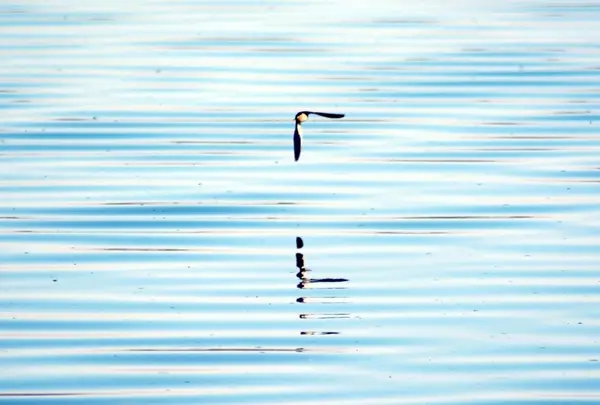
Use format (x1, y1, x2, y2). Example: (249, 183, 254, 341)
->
(2, 0, 600, 403)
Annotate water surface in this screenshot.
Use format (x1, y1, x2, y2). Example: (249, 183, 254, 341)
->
(2, 1, 600, 403)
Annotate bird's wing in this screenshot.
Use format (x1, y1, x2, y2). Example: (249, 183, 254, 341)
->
(308, 112, 345, 119)
(293, 130, 302, 161)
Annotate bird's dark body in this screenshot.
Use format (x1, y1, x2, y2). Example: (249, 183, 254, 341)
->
(293, 126, 302, 162)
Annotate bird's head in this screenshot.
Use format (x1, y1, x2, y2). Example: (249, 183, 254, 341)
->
(294, 112, 309, 123)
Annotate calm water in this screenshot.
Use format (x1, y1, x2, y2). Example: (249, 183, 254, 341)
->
(2, 1, 600, 403)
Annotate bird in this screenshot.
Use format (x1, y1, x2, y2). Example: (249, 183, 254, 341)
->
(293, 111, 345, 161)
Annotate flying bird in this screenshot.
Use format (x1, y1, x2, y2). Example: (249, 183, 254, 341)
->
(293, 111, 345, 161)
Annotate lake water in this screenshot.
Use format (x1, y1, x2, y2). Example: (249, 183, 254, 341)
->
(2, 1, 600, 403)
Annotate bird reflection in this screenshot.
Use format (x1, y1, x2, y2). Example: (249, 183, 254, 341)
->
(295, 253, 348, 290)
(295, 236, 349, 336)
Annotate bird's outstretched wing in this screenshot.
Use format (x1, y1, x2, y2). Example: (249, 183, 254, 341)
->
(308, 112, 345, 119)
(293, 130, 302, 161)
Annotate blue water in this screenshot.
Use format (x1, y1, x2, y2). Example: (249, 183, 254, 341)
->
(2, 1, 600, 403)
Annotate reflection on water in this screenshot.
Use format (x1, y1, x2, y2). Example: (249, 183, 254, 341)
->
(2, 0, 600, 403)
(295, 237, 349, 336)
